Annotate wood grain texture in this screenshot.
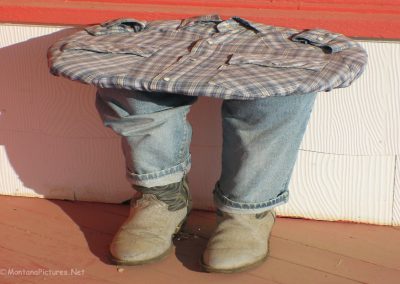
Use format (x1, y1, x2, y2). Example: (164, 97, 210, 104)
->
(276, 151, 395, 225)
(189, 145, 222, 211)
(1, 0, 400, 38)
(300, 41, 400, 156)
(271, 219, 400, 283)
(0, 24, 64, 47)
(0, 134, 132, 203)
(269, 237, 400, 283)
(1, 196, 399, 283)
(0, 24, 399, 225)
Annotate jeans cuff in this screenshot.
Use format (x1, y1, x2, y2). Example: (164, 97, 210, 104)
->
(126, 155, 191, 187)
(213, 183, 289, 214)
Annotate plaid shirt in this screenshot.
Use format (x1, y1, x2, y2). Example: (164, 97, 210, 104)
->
(48, 15, 368, 99)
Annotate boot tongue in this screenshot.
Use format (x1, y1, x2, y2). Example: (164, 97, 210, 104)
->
(130, 194, 160, 211)
(255, 211, 269, 219)
(134, 178, 189, 211)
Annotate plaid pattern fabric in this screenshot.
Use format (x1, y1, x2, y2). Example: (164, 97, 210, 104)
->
(48, 15, 368, 99)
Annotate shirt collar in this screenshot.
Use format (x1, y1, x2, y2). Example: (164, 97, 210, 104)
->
(178, 14, 222, 28)
(178, 14, 274, 34)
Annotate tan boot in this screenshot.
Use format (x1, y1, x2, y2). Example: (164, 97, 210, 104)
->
(201, 208, 276, 273)
(109, 176, 191, 265)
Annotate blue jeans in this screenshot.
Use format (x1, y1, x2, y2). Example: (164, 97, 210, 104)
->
(95, 88, 317, 214)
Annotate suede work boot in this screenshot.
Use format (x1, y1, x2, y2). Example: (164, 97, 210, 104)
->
(109, 176, 192, 265)
(201, 208, 276, 273)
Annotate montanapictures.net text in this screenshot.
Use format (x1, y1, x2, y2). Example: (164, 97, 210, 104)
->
(1, 268, 85, 276)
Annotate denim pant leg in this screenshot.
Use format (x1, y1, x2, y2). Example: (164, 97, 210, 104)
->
(214, 92, 318, 214)
(95, 88, 197, 187)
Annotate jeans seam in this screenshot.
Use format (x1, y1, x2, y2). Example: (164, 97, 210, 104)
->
(214, 182, 289, 210)
(127, 154, 191, 181)
(177, 108, 189, 165)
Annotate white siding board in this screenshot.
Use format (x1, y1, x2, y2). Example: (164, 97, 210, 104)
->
(0, 25, 65, 48)
(189, 145, 222, 211)
(276, 151, 395, 225)
(0, 24, 399, 225)
(0, 131, 133, 203)
(301, 41, 400, 156)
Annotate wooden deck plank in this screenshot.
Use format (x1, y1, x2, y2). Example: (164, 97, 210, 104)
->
(0, 204, 115, 252)
(185, 209, 400, 283)
(273, 217, 400, 270)
(268, 236, 400, 284)
(253, 257, 362, 284)
(1, 0, 400, 38)
(0, 246, 118, 284)
(0, 196, 127, 241)
(188, 210, 400, 271)
(1, 195, 399, 283)
(1, 195, 128, 222)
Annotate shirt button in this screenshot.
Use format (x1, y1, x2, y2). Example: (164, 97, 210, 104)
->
(163, 77, 170, 81)
(207, 40, 214, 45)
(317, 36, 324, 41)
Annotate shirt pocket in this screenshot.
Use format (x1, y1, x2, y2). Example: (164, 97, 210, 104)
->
(211, 53, 328, 97)
(62, 41, 159, 57)
(290, 29, 360, 53)
(228, 54, 327, 71)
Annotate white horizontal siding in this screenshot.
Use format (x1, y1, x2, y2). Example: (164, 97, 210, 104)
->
(278, 151, 395, 225)
(300, 41, 400, 156)
(0, 24, 399, 225)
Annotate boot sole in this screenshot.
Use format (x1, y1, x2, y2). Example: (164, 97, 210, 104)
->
(109, 210, 190, 266)
(109, 244, 173, 266)
(200, 230, 272, 273)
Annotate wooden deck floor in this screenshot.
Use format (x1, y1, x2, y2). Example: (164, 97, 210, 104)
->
(0, 195, 399, 284)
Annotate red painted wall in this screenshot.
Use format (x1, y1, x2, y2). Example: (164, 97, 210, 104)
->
(0, 0, 399, 39)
